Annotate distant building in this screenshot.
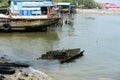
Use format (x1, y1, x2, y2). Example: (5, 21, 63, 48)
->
(99, 2, 120, 9)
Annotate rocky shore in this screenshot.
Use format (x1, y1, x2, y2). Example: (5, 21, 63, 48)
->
(76, 8, 120, 14)
(1, 67, 54, 80)
(0, 55, 54, 80)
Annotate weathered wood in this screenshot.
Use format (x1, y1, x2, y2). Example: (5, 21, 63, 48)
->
(40, 48, 84, 63)
(0, 62, 29, 67)
(60, 50, 84, 63)
(41, 48, 80, 60)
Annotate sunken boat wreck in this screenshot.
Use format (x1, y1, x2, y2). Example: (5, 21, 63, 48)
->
(40, 48, 84, 63)
(0, 0, 61, 32)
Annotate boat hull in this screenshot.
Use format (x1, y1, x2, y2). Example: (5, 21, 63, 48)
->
(0, 17, 60, 32)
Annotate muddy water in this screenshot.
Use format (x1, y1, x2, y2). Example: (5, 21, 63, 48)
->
(0, 14, 120, 80)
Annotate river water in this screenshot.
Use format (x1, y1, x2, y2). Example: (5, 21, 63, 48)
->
(0, 14, 120, 80)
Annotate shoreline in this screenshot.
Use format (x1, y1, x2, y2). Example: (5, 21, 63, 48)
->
(2, 67, 54, 80)
(76, 8, 120, 14)
(0, 54, 55, 80)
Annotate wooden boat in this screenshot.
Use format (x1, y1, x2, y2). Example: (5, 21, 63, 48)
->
(0, 0, 61, 32)
(55, 2, 76, 14)
(40, 48, 84, 63)
(0, 14, 60, 31)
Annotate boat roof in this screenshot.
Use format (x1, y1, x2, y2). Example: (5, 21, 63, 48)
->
(56, 2, 71, 6)
(39, 2, 54, 6)
(10, 0, 54, 6)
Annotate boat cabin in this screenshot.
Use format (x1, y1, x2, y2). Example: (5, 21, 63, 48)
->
(55, 2, 75, 14)
(10, 0, 54, 16)
(0, 8, 8, 14)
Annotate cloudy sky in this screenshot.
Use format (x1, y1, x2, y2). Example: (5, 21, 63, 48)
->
(96, 0, 120, 6)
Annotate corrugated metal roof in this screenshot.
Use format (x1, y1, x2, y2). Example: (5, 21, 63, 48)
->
(56, 2, 71, 6)
(10, 0, 54, 6)
(21, 2, 54, 6)
(40, 2, 53, 6)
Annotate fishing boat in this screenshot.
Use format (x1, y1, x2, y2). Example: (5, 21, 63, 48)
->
(0, 0, 61, 32)
(54, 2, 76, 14)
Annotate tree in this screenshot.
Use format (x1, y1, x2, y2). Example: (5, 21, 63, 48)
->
(53, 0, 100, 8)
(78, 0, 100, 9)
(0, 0, 9, 8)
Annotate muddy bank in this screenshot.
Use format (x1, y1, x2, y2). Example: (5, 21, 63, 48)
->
(76, 9, 120, 14)
(1, 67, 54, 80)
(0, 55, 54, 80)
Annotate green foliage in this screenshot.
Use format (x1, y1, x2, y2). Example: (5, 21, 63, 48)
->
(78, 0, 100, 9)
(0, 0, 9, 8)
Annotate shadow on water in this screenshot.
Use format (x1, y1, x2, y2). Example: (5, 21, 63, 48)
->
(0, 31, 59, 41)
(0, 30, 61, 62)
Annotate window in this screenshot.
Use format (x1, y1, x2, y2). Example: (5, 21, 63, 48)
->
(14, 1, 17, 5)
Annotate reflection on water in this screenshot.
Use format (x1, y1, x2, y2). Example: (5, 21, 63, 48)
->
(0, 14, 120, 80)
(0, 32, 59, 61)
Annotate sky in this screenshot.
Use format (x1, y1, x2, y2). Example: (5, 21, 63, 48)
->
(96, 0, 120, 6)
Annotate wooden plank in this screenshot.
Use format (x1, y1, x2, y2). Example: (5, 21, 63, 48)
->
(60, 50, 84, 63)
(0, 62, 29, 67)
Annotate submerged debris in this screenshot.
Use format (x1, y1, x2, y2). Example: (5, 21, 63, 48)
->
(39, 48, 84, 63)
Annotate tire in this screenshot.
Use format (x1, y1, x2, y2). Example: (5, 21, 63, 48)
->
(3, 24, 11, 31)
(42, 27, 47, 32)
(0, 66, 15, 74)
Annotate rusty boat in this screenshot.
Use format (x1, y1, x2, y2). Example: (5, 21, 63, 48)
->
(0, 14, 60, 31)
(0, 0, 61, 32)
